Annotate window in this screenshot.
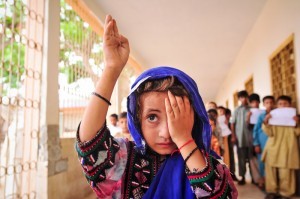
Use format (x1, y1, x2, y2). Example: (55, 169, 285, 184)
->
(245, 76, 254, 95)
(233, 91, 238, 108)
(270, 35, 298, 108)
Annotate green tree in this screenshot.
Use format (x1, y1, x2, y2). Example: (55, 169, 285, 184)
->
(0, 0, 104, 96)
(0, 1, 25, 94)
(59, 0, 103, 84)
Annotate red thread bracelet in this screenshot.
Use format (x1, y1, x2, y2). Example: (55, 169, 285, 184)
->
(171, 139, 194, 156)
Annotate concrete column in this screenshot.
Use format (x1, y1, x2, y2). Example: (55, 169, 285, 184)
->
(37, 1, 67, 198)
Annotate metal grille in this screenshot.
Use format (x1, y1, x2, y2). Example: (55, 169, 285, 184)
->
(271, 38, 298, 108)
(59, 0, 102, 138)
(0, 0, 44, 198)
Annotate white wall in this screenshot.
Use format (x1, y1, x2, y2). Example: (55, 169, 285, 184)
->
(215, 0, 300, 112)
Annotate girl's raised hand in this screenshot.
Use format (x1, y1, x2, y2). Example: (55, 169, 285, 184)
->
(103, 15, 130, 73)
(165, 91, 194, 147)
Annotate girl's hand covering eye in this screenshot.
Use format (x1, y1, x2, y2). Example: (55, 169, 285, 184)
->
(165, 91, 194, 147)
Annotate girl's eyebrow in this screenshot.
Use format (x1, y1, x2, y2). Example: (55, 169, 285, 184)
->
(144, 108, 161, 113)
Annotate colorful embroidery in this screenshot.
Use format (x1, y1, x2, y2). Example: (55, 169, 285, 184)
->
(186, 154, 234, 198)
(76, 125, 236, 198)
(122, 142, 163, 199)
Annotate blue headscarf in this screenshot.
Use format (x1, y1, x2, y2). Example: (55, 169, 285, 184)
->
(127, 66, 212, 198)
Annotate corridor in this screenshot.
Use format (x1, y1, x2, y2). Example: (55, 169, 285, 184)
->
(237, 180, 300, 199)
(1, 0, 300, 198)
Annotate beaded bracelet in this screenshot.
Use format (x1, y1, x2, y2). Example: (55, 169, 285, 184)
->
(184, 146, 198, 164)
(91, 92, 111, 106)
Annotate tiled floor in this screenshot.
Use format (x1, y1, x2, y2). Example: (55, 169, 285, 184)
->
(236, 181, 265, 199)
(236, 181, 300, 199)
(232, 146, 300, 199)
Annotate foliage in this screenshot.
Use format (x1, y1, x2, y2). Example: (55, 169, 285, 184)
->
(59, 0, 103, 84)
(0, 0, 25, 92)
(0, 0, 104, 95)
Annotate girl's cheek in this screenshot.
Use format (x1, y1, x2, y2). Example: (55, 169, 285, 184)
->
(146, 120, 159, 128)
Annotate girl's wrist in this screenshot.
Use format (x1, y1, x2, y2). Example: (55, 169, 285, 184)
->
(103, 66, 122, 77)
(179, 142, 204, 165)
(174, 136, 194, 149)
(94, 66, 122, 99)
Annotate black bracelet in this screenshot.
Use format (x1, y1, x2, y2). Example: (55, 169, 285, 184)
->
(91, 92, 111, 106)
(184, 147, 198, 164)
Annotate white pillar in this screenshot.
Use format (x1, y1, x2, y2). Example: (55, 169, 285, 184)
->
(37, 0, 62, 198)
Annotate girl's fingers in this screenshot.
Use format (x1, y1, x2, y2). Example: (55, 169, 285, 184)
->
(184, 96, 194, 122)
(175, 95, 185, 112)
(113, 19, 120, 38)
(120, 34, 129, 49)
(183, 96, 190, 112)
(104, 15, 119, 41)
(104, 19, 114, 39)
(168, 91, 180, 116)
(104, 15, 112, 32)
(165, 98, 175, 119)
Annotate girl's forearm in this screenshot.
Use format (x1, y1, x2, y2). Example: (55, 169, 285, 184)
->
(181, 141, 206, 170)
(79, 67, 121, 142)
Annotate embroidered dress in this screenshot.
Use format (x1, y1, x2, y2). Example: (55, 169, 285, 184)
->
(76, 125, 237, 198)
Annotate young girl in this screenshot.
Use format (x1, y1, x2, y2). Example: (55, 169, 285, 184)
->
(76, 15, 237, 198)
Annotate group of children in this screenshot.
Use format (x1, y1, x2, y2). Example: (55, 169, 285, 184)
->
(108, 112, 133, 141)
(207, 90, 300, 199)
(75, 14, 300, 199)
(206, 102, 237, 182)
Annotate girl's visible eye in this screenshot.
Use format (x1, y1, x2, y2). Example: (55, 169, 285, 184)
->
(147, 114, 158, 122)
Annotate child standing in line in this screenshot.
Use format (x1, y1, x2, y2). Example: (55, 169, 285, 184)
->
(231, 90, 252, 185)
(115, 112, 133, 141)
(246, 93, 261, 128)
(207, 109, 224, 154)
(217, 106, 231, 168)
(262, 95, 300, 199)
(253, 95, 275, 190)
(226, 108, 238, 181)
(108, 113, 122, 136)
(245, 93, 263, 186)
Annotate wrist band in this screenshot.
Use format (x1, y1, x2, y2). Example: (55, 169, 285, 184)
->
(171, 139, 194, 156)
(184, 146, 198, 164)
(91, 92, 111, 106)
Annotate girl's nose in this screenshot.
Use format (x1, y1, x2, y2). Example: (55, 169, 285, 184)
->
(158, 121, 171, 139)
